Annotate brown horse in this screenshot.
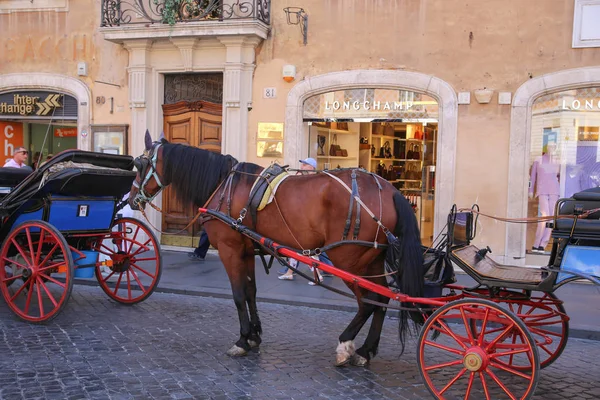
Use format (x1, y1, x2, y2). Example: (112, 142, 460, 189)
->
(129, 131, 424, 366)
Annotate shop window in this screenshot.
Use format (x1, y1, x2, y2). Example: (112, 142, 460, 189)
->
(527, 87, 600, 253)
(91, 125, 128, 155)
(573, 0, 600, 48)
(303, 88, 439, 245)
(0, 0, 68, 13)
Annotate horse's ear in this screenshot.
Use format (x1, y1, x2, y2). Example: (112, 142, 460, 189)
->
(159, 131, 168, 144)
(144, 130, 153, 150)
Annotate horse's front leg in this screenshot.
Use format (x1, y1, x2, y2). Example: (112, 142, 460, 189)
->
(244, 254, 262, 349)
(220, 247, 253, 357)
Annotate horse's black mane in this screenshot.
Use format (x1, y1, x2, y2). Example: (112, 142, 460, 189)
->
(161, 142, 240, 208)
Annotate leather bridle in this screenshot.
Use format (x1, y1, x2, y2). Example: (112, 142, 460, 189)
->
(131, 142, 166, 208)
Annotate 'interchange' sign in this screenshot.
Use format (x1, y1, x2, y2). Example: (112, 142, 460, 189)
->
(0, 92, 63, 117)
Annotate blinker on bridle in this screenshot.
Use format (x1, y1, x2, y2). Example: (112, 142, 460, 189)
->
(132, 142, 166, 207)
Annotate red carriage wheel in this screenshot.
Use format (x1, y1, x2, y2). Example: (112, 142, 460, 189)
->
(418, 299, 540, 400)
(466, 290, 568, 370)
(94, 217, 161, 304)
(0, 221, 74, 323)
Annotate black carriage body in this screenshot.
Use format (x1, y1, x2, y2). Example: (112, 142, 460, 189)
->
(0, 150, 136, 240)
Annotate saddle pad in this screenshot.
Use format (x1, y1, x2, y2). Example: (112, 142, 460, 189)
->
(251, 172, 291, 211)
(452, 245, 544, 283)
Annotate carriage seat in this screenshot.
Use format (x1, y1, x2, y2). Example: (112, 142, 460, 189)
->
(0, 167, 32, 187)
(552, 187, 600, 239)
(573, 187, 600, 201)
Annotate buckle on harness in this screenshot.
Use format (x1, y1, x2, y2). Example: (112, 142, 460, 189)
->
(237, 208, 247, 224)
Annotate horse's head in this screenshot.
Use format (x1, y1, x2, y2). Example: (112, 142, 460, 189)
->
(129, 130, 168, 210)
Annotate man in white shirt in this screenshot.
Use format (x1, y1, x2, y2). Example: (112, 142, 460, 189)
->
(4, 147, 29, 168)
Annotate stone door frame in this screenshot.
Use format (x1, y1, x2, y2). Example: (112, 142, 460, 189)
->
(506, 66, 600, 264)
(284, 69, 458, 238)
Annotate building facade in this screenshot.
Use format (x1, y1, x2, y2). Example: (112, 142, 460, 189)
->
(2, 0, 600, 262)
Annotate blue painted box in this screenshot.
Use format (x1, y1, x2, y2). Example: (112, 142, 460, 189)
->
(48, 196, 115, 232)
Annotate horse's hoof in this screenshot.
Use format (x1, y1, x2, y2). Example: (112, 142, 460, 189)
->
(335, 354, 352, 367)
(226, 345, 248, 357)
(335, 340, 355, 367)
(350, 353, 369, 367)
(248, 340, 260, 349)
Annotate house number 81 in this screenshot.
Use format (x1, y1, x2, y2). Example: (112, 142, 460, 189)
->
(263, 88, 277, 99)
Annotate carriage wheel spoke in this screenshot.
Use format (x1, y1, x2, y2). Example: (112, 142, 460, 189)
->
(130, 263, 155, 279)
(132, 256, 158, 262)
(130, 239, 152, 257)
(436, 318, 469, 350)
(9, 280, 28, 301)
(35, 278, 44, 319)
(25, 228, 36, 265)
(461, 308, 475, 345)
(113, 272, 124, 296)
(39, 243, 60, 267)
(130, 269, 146, 292)
(485, 368, 518, 400)
(126, 271, 132, 300)
(100, 270, 116, 283)
(2, 257, 28, 270)
(490, 361, 532, 380)
(529, 326, 562, 337)
(479, 371, 491, 400)
(11, 238, 32, 267)
(539, 344, 555, 357)
(35, 230, 45, 265)
(489, 347, 531, 359)
(38, 276, 58, 308)
(484, 322, 516, 352)
(464, 372, 475, 400)
(23, 277, 35, 314)
(424, 359, 463, 372)
(127, 225, 141, 254)
(2, 273, 23, 284)
(477, 308, 491, 346)
(423, 339, 464, 356)
(38, 262, 66, 273)
(38, 273, 66, 288)
(438, 367, 467, 395)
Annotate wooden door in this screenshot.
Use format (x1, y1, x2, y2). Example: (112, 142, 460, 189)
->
(162, 101, 222, 242)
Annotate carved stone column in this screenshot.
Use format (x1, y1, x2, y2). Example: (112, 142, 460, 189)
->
(218, 36, 261, 160)
(123, 40, 159, 230)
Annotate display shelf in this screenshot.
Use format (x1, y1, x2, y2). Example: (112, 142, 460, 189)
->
(316, 127, 356, 135)
(317, 156, 358, 160)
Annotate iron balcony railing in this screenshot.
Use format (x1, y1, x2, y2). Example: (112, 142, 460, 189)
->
(101, 0, 270, 27)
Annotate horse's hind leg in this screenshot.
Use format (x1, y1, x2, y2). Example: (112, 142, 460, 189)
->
(336, 291, 378, 366)
(352, 292, 390, 366)
(244, 255, 262, 349)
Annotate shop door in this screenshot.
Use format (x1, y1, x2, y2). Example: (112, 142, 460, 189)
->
(161, 101, 222, 246)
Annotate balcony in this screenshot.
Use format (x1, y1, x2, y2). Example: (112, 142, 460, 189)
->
(100, 0, 270, 42)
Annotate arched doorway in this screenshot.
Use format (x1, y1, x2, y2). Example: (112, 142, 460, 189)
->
(506, 67, 600, 264)
(284, 70, 458, 239)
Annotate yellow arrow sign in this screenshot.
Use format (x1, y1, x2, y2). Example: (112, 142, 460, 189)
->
(47, 94, 61, 108)
(36, 102, 51, 116)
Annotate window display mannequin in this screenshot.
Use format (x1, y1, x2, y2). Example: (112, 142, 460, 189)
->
(529, 142, 560, 253)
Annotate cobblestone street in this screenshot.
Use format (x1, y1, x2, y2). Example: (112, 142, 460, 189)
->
(1, 286, 599, 400)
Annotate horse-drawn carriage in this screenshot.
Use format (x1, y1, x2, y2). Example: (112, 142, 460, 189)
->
(0, 150, 162, 323)
(128, 131, 599, 400)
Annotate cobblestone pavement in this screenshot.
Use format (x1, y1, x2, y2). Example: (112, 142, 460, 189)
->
(1, 286, 599, 400)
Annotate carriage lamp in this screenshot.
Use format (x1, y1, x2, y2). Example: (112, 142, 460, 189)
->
(283, 7, 308, 45)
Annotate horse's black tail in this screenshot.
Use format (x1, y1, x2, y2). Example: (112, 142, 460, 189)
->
(385, 191, 425, 355)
